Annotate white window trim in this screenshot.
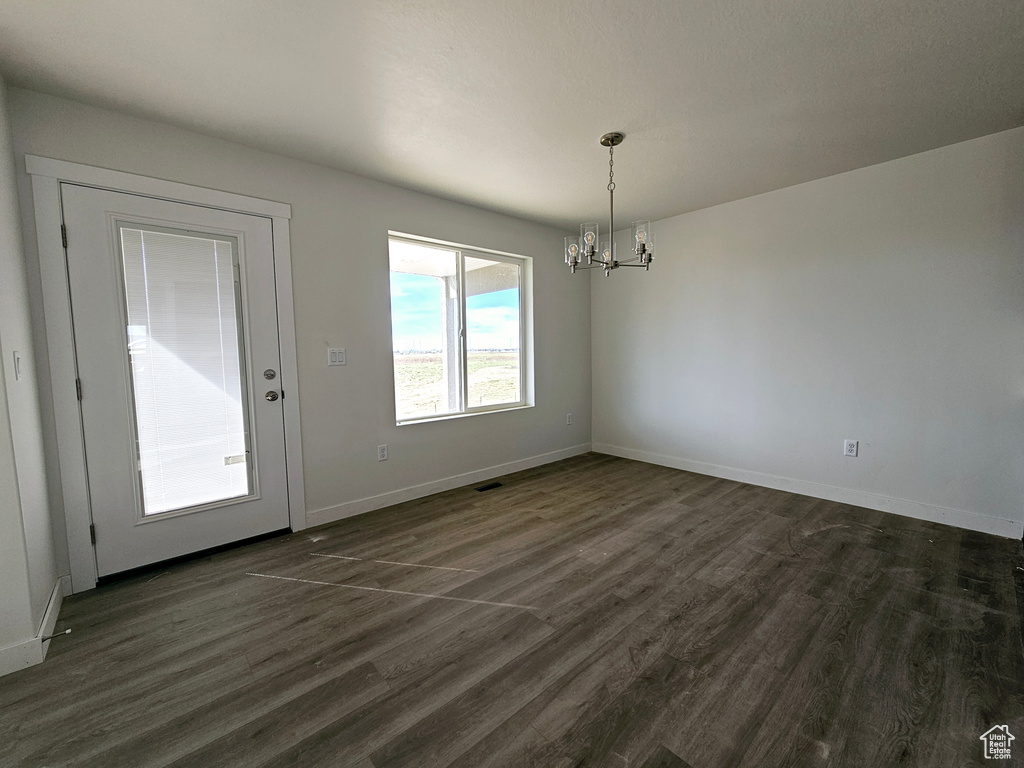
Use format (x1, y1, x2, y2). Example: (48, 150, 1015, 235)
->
(26, 155, 305, 593)
(388, 232, 534, 425)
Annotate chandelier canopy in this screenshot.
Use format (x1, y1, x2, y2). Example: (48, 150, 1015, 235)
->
(565, 132, 653, 276)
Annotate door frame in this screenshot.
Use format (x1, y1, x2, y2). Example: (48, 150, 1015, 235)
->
(27, 155, 306, 593)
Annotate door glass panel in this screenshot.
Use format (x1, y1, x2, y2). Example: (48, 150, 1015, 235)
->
(465, 256, 521, 408)
(119, 224, 253, 516)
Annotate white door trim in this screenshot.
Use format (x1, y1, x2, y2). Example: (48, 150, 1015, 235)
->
(27, 156, 305, 593)
(25, 156, 292, 218)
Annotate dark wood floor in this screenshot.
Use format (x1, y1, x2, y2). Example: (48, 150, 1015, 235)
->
(2, 453, 1022, 767)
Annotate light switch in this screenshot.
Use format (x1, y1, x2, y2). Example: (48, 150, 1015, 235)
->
(327, 348, 346, 366)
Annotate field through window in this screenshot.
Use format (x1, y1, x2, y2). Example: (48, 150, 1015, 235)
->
(389, 236, 527, 422)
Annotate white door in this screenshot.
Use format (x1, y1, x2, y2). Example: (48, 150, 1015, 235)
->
(61, 183, 290, 576)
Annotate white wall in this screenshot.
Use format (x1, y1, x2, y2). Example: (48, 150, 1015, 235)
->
(10, 88, 591, 575)
(0, 75, 59, 672)
(594, 127, 1024, 538)
(0, 71, 33, 651)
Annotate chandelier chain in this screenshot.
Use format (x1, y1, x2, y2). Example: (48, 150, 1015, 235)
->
(608, 144, 615, 266)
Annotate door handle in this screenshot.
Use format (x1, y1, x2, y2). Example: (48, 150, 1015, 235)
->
(265, 391, 279, 402)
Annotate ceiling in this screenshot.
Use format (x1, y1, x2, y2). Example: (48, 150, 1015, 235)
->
(1, 0, 1022, 230)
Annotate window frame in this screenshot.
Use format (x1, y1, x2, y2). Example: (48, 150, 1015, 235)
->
(388, 232, 533, 425)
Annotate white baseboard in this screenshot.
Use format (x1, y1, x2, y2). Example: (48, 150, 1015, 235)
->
(593, 443, 1023, 540)
(39, 578, 65, 657)
(0, 577, 65, 678)
(0, 636, 42, 678)
(307, 444, 593, 529)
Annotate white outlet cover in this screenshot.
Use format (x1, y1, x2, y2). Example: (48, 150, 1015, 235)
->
(844, 440, 858, 457)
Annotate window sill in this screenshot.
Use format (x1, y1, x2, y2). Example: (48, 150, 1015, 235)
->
(396, 403, 534, 426)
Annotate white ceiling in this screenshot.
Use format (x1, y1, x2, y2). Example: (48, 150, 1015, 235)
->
(1, 1, 1022, 230)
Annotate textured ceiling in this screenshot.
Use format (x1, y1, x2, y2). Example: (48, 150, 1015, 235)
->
(1, 0, 1022, 230)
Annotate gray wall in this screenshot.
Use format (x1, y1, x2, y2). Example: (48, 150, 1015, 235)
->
(10, 88, 591, 577)
(0, 76, 57, 655)
(593, 127, 1024, 537)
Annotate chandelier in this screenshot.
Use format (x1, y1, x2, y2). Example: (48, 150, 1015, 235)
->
(565, 132, 653, 276)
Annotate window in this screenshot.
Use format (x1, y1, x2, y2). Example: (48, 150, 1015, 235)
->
(388, 235, 530, 423)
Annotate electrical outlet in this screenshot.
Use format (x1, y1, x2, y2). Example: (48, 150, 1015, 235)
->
(844, 440, 858, 457)
(566, 412, 573, 426)
(377, 444, 388, 462)
(327, 348, 346, 366)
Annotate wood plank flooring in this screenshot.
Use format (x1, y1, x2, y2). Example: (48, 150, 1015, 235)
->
(2, 453, 1021, 767)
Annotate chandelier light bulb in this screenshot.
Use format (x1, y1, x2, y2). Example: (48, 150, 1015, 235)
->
(601, 237, 613, 260)
(565, 236, 581, 266)
(632, 221, 651, 250)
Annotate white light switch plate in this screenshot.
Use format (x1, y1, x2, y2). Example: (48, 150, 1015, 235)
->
(327, 348, 346, 366)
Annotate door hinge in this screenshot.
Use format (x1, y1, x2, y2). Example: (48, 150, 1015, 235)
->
(75, 378, 82, 401)
(89, 524, 96, 545)
(61, 224, 67, 249)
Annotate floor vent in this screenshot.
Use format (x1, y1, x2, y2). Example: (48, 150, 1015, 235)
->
(475, 482, 503, 492)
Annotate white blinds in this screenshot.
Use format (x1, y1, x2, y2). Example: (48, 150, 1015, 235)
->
(120, 225, 252, 516)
